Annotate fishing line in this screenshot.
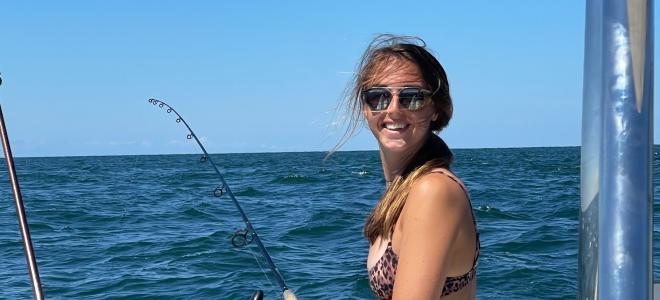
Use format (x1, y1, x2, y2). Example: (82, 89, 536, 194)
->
(246, 242, 278, 292)
(148, 99, 298, 300)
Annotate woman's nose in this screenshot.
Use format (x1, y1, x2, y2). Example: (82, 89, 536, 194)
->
(386, 95, 402, 114)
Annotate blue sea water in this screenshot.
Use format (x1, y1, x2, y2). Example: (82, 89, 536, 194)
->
(0, 147, 658, 299)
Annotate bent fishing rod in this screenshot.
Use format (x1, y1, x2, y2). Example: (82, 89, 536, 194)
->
(148, 99, 297, 300)
(0, 74, 44, 299)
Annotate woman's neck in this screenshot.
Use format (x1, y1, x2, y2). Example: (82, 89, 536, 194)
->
(379, 135, 430, 182)
(380, 151, 406, 182)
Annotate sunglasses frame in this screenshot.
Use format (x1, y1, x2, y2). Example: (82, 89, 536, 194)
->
(361, 86, 433, 112)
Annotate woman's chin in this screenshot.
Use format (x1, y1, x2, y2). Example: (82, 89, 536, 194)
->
(379, 138, 408, 152)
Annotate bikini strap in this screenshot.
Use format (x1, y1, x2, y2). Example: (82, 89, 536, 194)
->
(428, 168, 480, 267)
(389, 169, 480, 267)
(428, 168, 469, 196)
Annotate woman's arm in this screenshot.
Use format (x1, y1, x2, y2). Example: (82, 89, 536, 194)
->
(392, 172, 469, 299)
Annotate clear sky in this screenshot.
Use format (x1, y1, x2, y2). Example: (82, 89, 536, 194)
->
(0, 1, 654, 157)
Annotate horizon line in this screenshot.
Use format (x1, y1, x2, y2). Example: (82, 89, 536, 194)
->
(7, 144, 599, 159)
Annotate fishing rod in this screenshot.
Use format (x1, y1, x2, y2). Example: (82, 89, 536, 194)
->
(0, 74, 44, 299)
(148, 99, 297, 300)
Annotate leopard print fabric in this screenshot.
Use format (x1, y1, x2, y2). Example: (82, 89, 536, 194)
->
(367, 169, 479, 299)
(368, 242, 398, 298)
(368, 238, 479, 299)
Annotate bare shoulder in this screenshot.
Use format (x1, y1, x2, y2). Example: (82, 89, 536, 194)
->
(398, 171, 469, 230)
(406, 171, 468, 211)
(391, 171, 472, 298)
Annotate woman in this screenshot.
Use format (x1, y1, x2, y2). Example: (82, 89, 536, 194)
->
(339, 35, 479, 299)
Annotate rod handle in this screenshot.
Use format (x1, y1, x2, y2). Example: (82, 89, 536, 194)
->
(283, 289, 298, 300)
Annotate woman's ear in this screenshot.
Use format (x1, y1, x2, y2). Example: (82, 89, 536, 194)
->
(432, 112, 439, 122)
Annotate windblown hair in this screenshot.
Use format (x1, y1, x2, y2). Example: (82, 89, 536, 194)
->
(364, 134, 453, 243)
(331, 34, 453, 154)
(331, 34, 455, 243)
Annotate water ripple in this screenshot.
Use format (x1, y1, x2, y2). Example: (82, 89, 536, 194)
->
(0, 147, 656, 299)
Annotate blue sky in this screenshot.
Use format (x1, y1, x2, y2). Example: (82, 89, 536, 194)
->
(0, 1, 653, 157)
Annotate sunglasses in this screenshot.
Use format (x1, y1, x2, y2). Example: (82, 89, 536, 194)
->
(361, 87, 432, 112)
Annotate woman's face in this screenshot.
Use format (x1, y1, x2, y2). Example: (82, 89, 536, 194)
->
(363, 59, 437, 155)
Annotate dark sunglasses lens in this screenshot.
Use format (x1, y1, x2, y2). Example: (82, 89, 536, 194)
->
(399, 88, 427, 110)
(363, 89, 391, 111)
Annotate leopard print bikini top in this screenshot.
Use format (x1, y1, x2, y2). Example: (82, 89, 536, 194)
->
(367, 169, 480, 299)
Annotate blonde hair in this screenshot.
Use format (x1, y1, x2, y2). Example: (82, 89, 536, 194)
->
(329, 34, 453, 156)
(364, 135, 453, 243)
(329, 34, 455, 243)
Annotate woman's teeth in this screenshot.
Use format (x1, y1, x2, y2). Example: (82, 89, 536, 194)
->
(385, 123, 407, 130)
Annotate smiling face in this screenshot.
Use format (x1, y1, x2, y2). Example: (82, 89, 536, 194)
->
(363, 58, 438, 156)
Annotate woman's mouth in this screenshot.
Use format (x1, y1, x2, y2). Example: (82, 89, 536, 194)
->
(383, 122, 409, 131)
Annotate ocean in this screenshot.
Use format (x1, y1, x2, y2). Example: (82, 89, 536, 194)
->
(0, 147, 658, 299)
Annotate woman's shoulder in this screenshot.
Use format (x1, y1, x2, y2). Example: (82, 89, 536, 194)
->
(428, 168, 467, 188)
(402, 170, 469, 219)
(411, 168, 466, 198)
(393, 169, 472, 264)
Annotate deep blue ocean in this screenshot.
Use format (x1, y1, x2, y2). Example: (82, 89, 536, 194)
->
(1, 147, 659, 299)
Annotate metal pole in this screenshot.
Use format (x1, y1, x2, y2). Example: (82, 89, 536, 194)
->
(599, 0, 654, 299)
(579, 1, 604, 298)
(0, 74, 44, 299)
